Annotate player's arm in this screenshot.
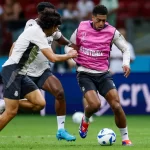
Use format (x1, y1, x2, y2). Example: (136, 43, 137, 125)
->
(32, 27, 77, 62)
(56, 34, 70, 45)
(41, 47, 77, 62)
(112, 30, 130, 78)
(64, 29, 78, 53)
(9, 42, 15, 56)
(129, 43, 136, 63)
(63, 29, 78, 66)
(54, 30, 78, 50)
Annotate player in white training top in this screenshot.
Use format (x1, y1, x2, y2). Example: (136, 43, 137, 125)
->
(0, 2, 78, 141)
(0, 7, 77, 134)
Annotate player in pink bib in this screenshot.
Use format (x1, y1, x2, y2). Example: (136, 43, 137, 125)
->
(65, 5, 132, 146)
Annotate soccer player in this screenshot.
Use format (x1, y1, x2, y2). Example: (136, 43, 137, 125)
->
(65, 5, 132, 146)
(0, 2, 77, 141)
(0, 8, 77, 136)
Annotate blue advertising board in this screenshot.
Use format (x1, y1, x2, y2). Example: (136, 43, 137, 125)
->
(45, 73, 150, 115)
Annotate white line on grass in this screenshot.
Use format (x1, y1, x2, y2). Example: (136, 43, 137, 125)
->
(0, 135, 55, 138)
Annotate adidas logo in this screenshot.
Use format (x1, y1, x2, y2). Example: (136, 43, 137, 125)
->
(61, 121, 65, 124)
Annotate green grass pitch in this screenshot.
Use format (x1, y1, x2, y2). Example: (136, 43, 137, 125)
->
(0, 115, 150, 150)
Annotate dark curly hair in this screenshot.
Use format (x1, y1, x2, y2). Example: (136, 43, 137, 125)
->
(92, 5, 108, 16)
(38, 8, 62, 29)
(37, 2, 55, 13)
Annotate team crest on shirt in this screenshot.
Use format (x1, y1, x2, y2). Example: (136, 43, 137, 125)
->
(14, 91, 18, 97)
(47, 37, 53, 45)
(82, 87, 85, 92)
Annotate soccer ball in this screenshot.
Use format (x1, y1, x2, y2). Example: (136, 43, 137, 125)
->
(97, 128, 116, 146)
(72, 112, 94, 124)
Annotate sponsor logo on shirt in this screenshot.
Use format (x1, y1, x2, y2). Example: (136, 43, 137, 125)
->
(80, 46, 103, 57)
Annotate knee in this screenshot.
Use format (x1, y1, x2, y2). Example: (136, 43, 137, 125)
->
(91, 101, 101, 112)
(33, 100, 46, 111)
(37, 101, 46, 110)
(111, 101, 122, 113)
(55, 89, 65, 100)
(5, 109, 18, 118)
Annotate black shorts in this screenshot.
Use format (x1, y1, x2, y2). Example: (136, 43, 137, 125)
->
(28, 68, 52, 89)
(77, 71, 116, 97)
(1, 64, 38, 100)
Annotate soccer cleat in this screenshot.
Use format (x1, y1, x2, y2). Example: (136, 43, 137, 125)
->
(122, 140, 133, 146)
(0, 99, 5, 114)
(56, 129, 76, 141)
(79, 117, 89, 138)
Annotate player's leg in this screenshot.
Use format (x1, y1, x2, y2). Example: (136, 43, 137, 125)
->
(0, 98, 19, 130)
(42, 75, 66, 117)
(0, 68, 42, 130)
(77, 72, 100, 138)
(84, 91, 100, 118)
(0, 77, 45, 113)
(0, 98, 45, 113)
(104, 88, 132, 146)
(80, 90, 100, 138)
(0, 66, 21, 130)
(0, 94, 45, 113)
(83, 97, 88, 109)
(0, 88, 44, 131)
(99, 72, 132, 146)
(23, 89, 46, 111)
(19, 94, 45, 112)
(38, 69, 75, 141)
(18, 76, 45, 112)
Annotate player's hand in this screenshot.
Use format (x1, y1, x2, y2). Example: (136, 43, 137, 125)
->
(70, 43, 79, 51)
(123, 65, 130, 78)
(67, 49, 78, 58)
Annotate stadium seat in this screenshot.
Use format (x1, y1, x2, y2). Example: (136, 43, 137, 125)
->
(116, 1, 128, 28)
(141, 0, 150, 18)
(24, 4, 37, 19)
(0, 23, 12, 55)
(127, 1, 140, 17)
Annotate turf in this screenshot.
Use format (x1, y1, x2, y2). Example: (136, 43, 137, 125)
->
(0, 115, 150, 150)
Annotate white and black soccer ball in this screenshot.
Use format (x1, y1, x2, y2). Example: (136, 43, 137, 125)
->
(97, 128, 116, 146)
(72, 112, 94, 124)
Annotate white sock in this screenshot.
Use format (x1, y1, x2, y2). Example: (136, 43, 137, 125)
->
(57, 115, 66, 130)
(119, 127, 129, 141)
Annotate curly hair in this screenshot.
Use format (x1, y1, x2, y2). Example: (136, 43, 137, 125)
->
(37, 2, 55, 13)
(92, 5, 108, 16)
(38, 8, 62, 29)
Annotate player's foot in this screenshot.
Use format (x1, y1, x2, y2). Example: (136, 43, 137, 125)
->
(56, 129, 76, 141)
(122, 140, 133, 146)
(79, 117, 89, 138)
(0, 99, 5, 114)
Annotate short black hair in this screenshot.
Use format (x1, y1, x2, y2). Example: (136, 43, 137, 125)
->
(38, 8, 62, 29)
(37, 2, 55, 12)
(92, 5, 108, 16)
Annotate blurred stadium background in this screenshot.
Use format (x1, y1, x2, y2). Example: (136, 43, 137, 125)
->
(0, 0, 150, 149)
